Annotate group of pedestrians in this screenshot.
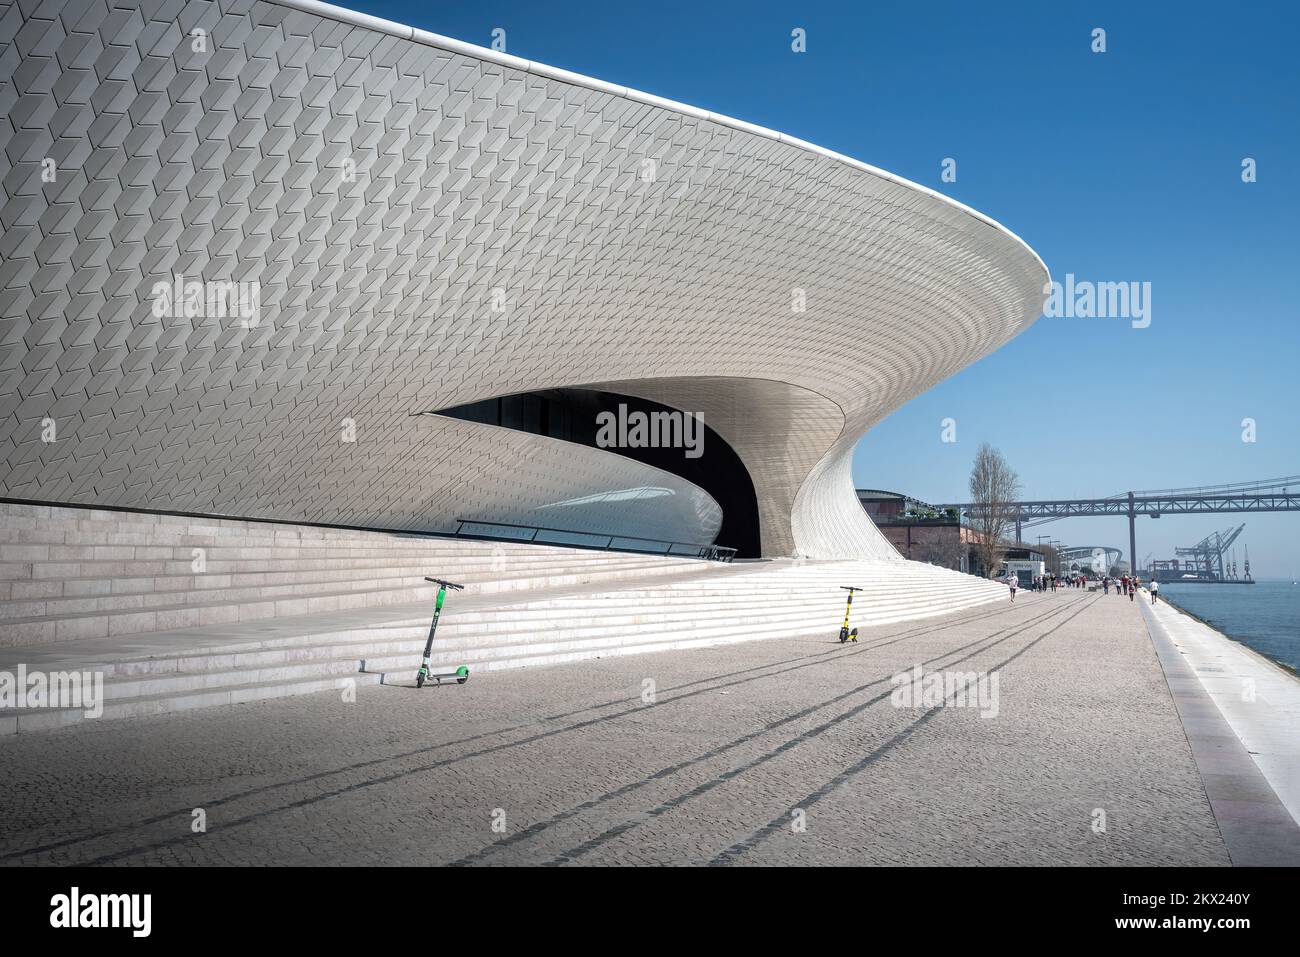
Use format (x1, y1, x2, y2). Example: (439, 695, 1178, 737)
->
(1025, 573, 1087, 593)
(1100, 574, 1156, 603)
(1010, 570, 1161, 605)
(1012, 572, 1078, 600)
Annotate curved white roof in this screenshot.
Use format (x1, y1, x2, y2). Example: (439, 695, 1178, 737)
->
(279, 0, 1047, 277)
(0, 0, 1048, 558)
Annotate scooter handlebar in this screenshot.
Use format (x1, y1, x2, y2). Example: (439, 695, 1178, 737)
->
(424, 577, 465, 589)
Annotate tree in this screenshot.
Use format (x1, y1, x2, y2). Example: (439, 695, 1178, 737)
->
(916, 537, 968, 571)
(968, 443, 1021, 578)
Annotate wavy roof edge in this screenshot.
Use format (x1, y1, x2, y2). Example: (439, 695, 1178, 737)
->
(272, 0, 1048, 283)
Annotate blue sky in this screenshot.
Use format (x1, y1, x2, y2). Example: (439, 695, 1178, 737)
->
(347, 0, 1299, 575)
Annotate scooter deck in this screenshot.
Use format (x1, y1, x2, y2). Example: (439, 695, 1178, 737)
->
(418, 664, 470, 686)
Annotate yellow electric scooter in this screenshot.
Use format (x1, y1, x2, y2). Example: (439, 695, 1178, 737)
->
(838, 585, 864, 643)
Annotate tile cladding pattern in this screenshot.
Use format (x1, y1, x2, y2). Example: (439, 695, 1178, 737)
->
(0, 0, 1047, 557)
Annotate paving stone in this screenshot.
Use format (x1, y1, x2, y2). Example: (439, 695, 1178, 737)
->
(0, 592, 1233, 866)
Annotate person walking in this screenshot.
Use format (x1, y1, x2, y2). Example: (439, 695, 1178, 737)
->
(1008, 572, 1018, 603)
(1129, 577, 1137, 602)
(1150, 579, 1159, 604)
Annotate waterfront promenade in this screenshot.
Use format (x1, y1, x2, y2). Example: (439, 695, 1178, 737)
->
(1, 588, 1295, 866)
(1142, 593, 1300, 863)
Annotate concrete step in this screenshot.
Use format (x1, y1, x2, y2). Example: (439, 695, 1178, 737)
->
(113, 584, 990, 659)
(0, 558, 724, 646)
(7, 551, 703, 580)
(2, 586, 1002, 733)
(82, 598, 982, 678)
(92, 598, 976, 687)
(0, 507, 713, 557)
(0, 557, 712, 618)
(0, 505, 1007, 734)
(90, 581, 1002, 684)
(394, 594, 1001, 675)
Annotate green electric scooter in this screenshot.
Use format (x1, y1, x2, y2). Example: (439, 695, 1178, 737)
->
(838, 585, 864, 643)
(415, 577, 470, 688)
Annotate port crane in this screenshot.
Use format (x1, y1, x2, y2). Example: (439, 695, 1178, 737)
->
(943, 474, 1300, 580)
(1173, 523, 1246, 581)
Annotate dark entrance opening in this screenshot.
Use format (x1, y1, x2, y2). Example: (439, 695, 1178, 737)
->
(433, 388, 761, 557)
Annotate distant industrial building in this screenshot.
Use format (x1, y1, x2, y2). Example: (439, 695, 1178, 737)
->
(1058, 546, 1127, 577)
(858, 490, 1061, 579)
(857, 490, 987, 575)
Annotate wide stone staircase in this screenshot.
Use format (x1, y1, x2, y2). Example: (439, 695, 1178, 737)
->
(0, 502, 709, 646)
(0, 503, 1005, 734)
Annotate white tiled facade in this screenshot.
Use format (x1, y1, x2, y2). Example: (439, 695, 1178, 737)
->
(0, 0, 1047, 559)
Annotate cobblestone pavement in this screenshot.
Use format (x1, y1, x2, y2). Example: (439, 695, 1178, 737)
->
(0, 590, 1229, 866)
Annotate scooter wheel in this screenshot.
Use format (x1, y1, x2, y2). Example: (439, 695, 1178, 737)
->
(416, 673, 425, 689)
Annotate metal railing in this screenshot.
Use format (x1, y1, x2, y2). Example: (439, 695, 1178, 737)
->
(453, 518, 736, 562)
